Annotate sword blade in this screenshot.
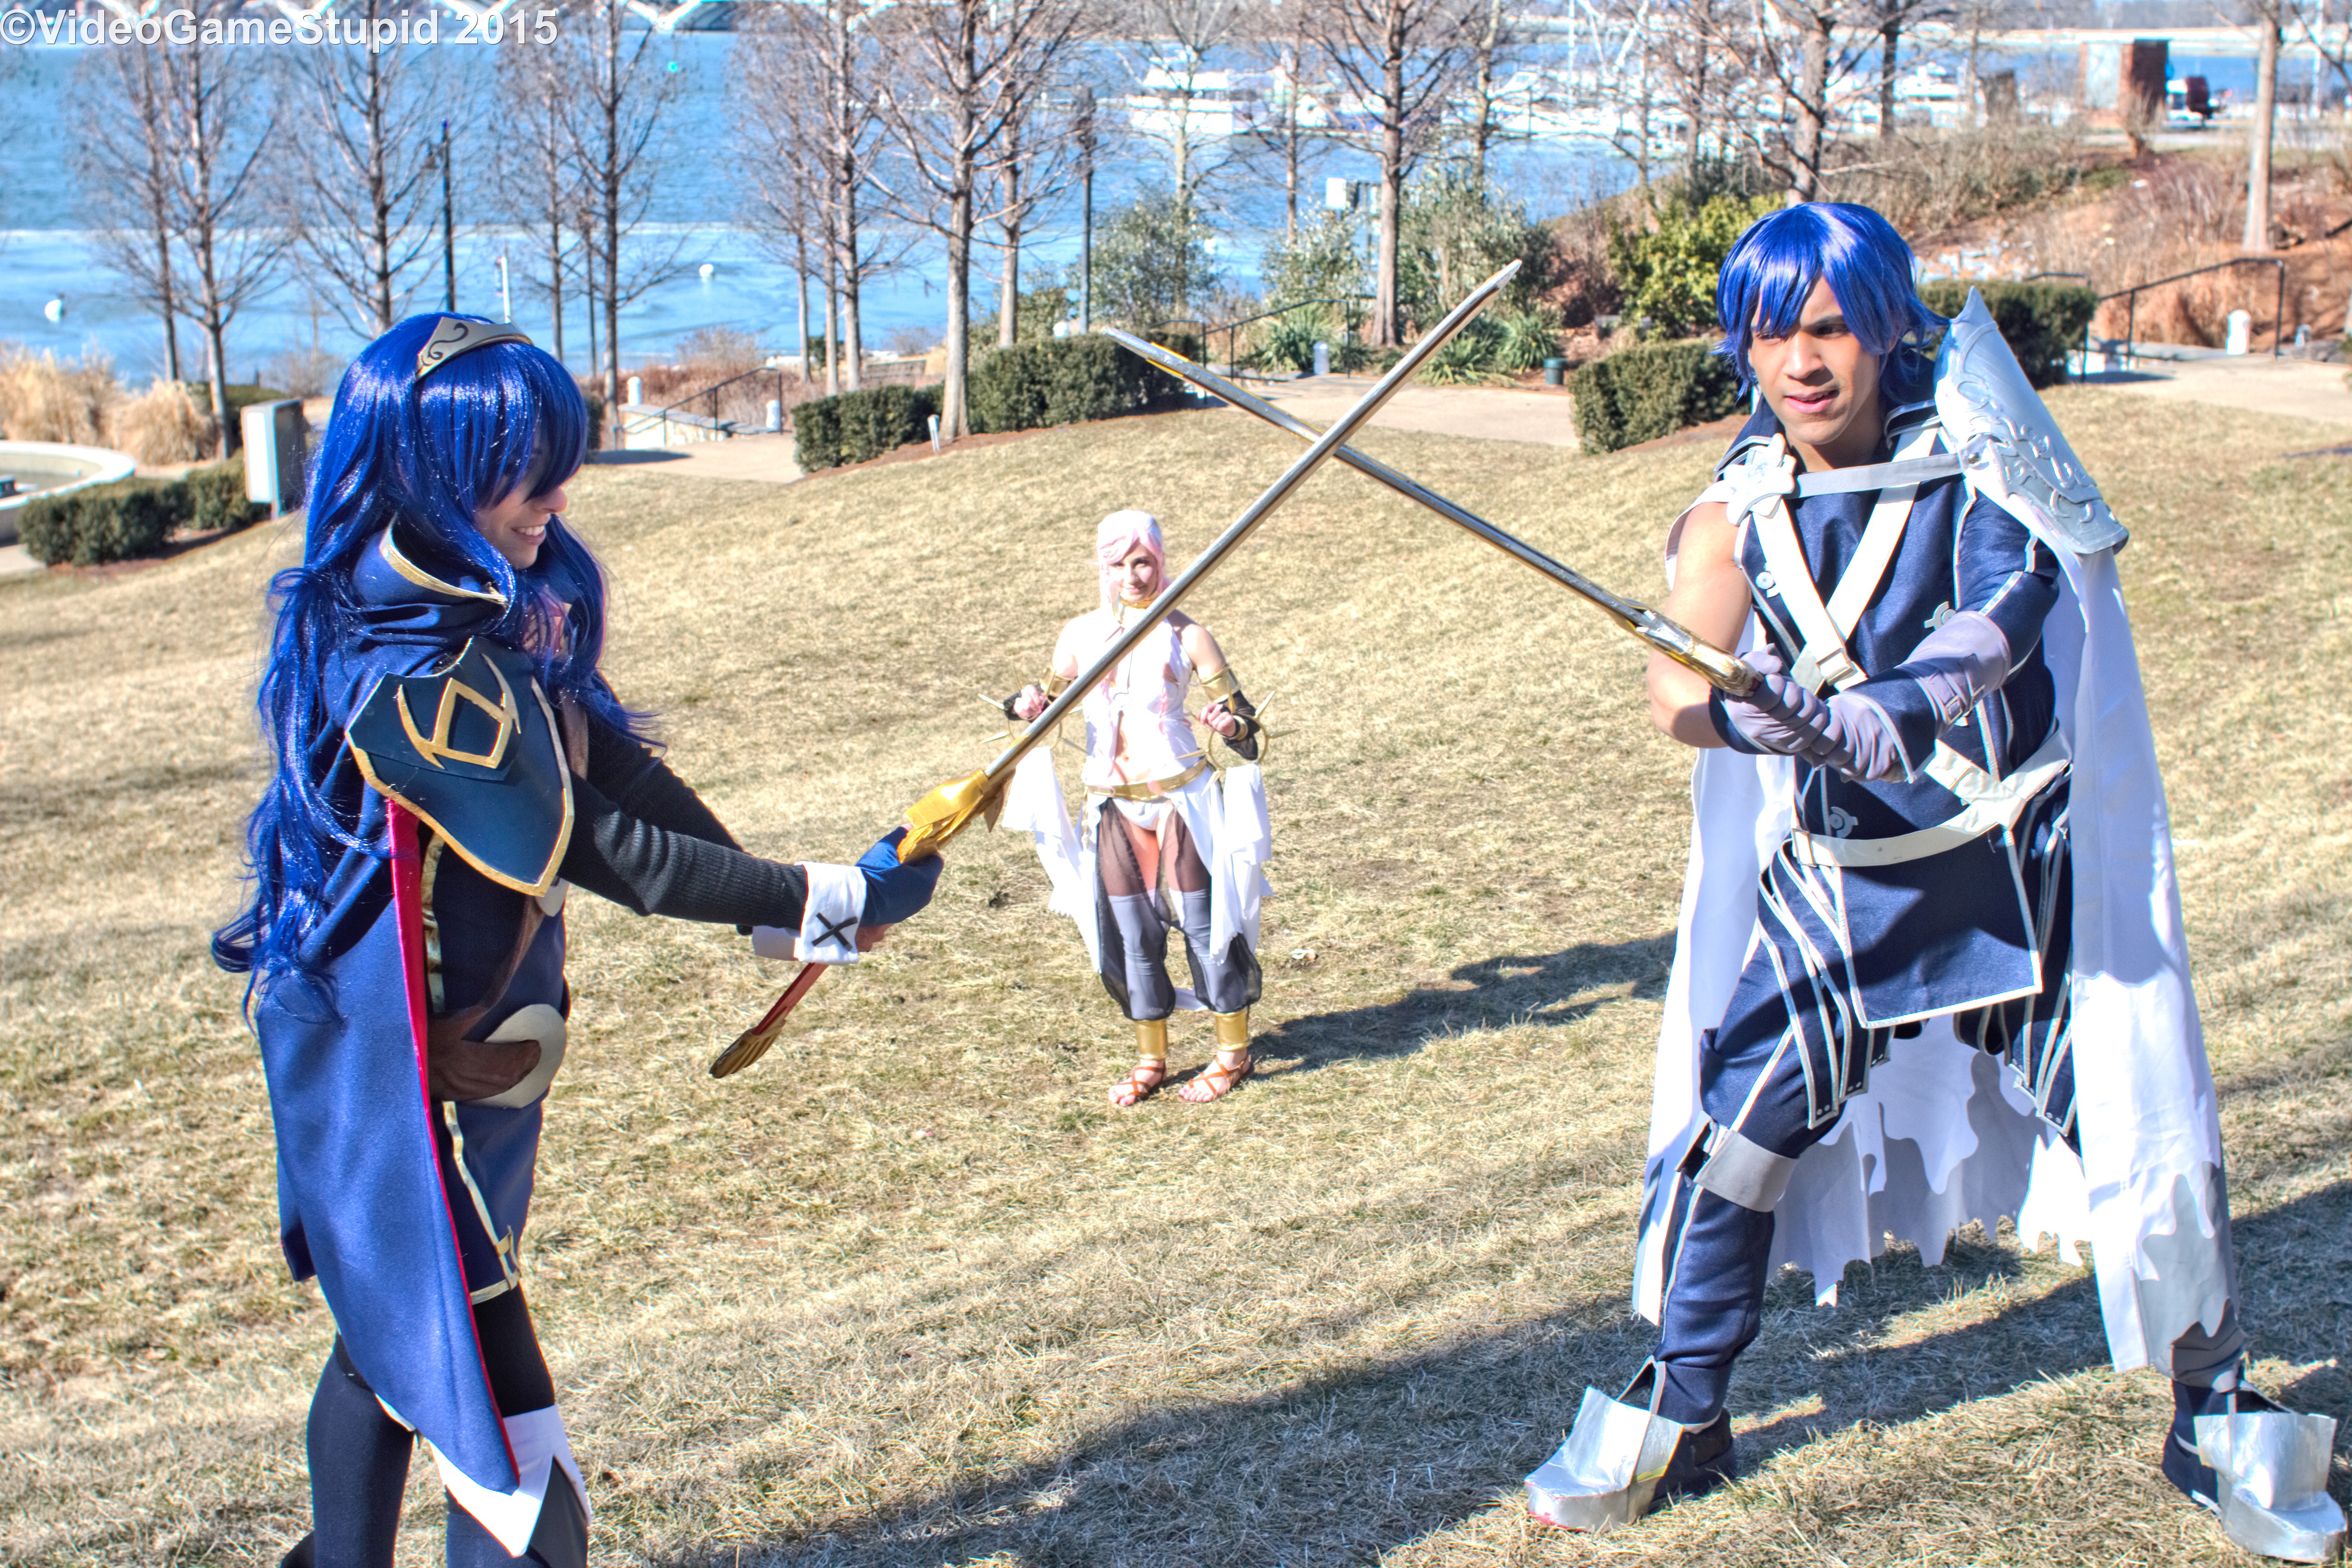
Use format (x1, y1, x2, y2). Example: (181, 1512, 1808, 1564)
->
(1105, 333, 1755, 697)
(980, 261, 1523, 784)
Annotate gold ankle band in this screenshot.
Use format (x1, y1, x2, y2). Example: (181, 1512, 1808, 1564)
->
(1135, 1018, 1169, 1056)
(1212, 1007, 1250, 1050)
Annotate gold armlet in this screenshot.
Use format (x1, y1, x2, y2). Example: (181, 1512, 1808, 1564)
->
(1199, 666, 1241, 702)
(1044, 672, 1071, 698)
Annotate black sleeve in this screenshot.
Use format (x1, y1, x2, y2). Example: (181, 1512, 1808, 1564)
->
(560, 773, 807, 929)
(580, 711, 741, 850)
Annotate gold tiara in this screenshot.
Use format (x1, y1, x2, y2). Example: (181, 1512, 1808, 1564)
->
(416, 317, 535, 380)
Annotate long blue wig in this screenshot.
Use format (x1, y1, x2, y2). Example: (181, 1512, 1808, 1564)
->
(215, 313, 643, 997)
(1714, 203, 1943, 404)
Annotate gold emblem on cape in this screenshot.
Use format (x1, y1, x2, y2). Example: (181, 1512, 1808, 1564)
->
(396, 658, 520, 770)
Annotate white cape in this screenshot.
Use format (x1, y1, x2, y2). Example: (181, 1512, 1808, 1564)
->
(1647, 547, 2235, 1374)
(997, 747, 1272, 1010)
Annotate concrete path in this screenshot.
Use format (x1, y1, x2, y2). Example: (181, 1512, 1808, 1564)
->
(585, 430, 805, 484)
(1243, 374, 1581, 449)
(2077, 355, 2352, 428)
(0, 543, 40, 578)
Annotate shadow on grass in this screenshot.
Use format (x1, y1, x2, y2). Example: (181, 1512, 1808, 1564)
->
(1253, 933, 1677, 1076)
(692, 1181, 2348, 1567)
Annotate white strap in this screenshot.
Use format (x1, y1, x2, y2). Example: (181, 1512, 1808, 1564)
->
(1787, 730, 2071, 868)
(1748, 426, 1942, 694)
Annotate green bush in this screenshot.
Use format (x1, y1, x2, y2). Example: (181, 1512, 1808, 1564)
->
(967, 334, 1195, 435)
(1607, 195, 1780, 338)
(1916, 279, 2097, 388)
(1571, 339, 1743, 454)
(17, 478, 182, 566)
(184, 459, 267, 534)
(791, 382, 944, 471)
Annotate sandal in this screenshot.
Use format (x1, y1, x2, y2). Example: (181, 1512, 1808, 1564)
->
(1179, 1049, 1251, 1103)
(1109, 1060, 1166, 1108)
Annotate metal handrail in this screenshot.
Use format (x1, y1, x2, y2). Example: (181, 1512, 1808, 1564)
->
(1149, 295, 1376, 374)
(658, 362, 794, 424)
(2102, 257, 2287, 364)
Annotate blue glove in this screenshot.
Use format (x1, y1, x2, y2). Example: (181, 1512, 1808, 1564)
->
(856, 827, 943, 929)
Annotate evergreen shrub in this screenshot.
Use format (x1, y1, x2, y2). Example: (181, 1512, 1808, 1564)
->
(19, 480, 179, 565)
(1916, 279, 2098, 388)
(185, 459, 267, 534)
(1571, 340, 1743, 454)
(792, 383, 943, 471)
(16, 460, 270, 565)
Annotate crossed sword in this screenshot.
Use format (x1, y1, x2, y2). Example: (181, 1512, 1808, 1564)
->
(710, 262, 1755, 1077)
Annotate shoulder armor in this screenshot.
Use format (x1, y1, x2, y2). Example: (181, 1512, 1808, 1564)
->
(1935, 290, 2128, 555)
(347, 639, 573, 895)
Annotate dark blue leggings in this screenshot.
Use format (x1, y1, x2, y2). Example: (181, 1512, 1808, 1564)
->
(289, 1290, 583, 1568)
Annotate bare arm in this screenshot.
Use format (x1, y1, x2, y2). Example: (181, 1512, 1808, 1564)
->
(1179, 619, 1252, 742)
(1645, 500, 1753, 748)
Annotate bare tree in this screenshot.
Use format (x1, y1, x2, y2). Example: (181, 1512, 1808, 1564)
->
(278, 0, 452, 338)
(553, 0, 690, 403)
(1866, 0, 1946, 141)
(1239, 4, 1327, 240)
(158, 6, 286, 457)
(1706, 0, 1871, 200)
(496, 44, 584, 365)
(1312, 0, 1477, 344)
(2245, 0, 2290, 250)
(988, 73, 1081, 347)
(1121, 0, 1250, 205)
(73, 45, 188, 382)
(869, 0, 1084, 438)
(734, 19, 831, 383)
(1461, 0, 1524, 182)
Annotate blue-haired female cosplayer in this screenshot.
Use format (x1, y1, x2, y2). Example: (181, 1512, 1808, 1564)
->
(216, 315, 942, 1568)
(1522, 205, 2342, 1560)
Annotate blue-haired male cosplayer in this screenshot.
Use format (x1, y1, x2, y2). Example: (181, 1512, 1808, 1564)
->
(215, 315, 942, 1566)
(1521, 205, 2344, 1560)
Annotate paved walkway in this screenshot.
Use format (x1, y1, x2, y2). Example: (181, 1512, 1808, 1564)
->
(585, 430, 805, 484)
(1244, 374, 1581, 449)
(2077, 355, 2352, 427)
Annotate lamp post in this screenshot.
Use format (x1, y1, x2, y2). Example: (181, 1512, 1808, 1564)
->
(1076, 85, 1095, 334)
(495, 253, 511, 323)
(440, 118, 456, 312)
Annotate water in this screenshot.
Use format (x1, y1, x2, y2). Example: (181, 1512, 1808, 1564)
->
(0, 33, 1628, 384)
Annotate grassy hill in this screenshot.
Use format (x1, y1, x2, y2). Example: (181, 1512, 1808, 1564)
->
(1, 396, 2346, 1565)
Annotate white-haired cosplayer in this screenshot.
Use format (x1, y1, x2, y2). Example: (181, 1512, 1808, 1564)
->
(999, 510, 1273, 1106)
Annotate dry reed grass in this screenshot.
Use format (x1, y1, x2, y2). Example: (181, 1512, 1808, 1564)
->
(107, 379, 217, 466)
(1, 392, 2347, 1565)
(0, 345, 120, 447)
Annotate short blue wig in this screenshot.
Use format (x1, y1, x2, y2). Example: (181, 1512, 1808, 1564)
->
(1714, 203, 1944, 404)
(216, 313, 643, 997)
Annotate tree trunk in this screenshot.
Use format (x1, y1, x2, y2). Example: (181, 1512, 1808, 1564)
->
(796, 234, 811, 384)
(945, 189, 971, 437)
(1791, 12, 1831, 200)
(825, 246, 841, 396)
(1375, 30, 1404, 347)
(1685, 30, 1709, 174)
(1879, 15, 1899, 141)
(998, 130, 1021, 348)
(2245, 14, 2281, 251)
(1472, 0, 1503, 186)
(832, 0, 863, 392)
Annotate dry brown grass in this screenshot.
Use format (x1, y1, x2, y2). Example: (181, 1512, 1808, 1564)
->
(107, 379, 217, 466)
(1, 391, 2347, 1565)
(0, 345, 120, 447)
